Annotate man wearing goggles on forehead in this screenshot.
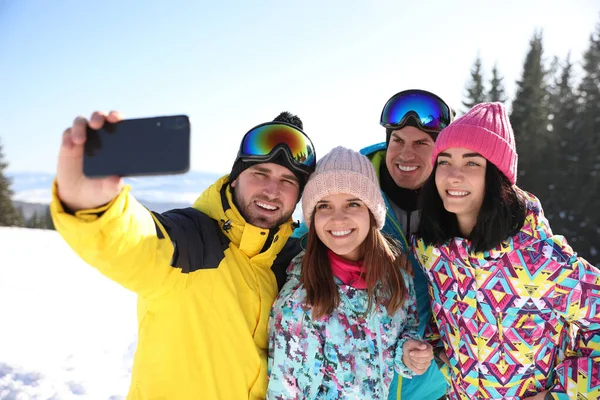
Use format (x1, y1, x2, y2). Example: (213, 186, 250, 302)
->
(361, 89, 455, 400)
(51, 111, 316, 399)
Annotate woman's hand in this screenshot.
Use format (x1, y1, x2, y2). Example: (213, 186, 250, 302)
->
(522, 390, 549, 400)
(402, 339, 433, 375)
(434, 346, 450, 367)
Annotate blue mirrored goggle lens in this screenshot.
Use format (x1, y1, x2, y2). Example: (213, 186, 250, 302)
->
(380, 91, 451, 132)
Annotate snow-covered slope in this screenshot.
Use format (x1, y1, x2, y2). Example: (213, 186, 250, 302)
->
(0, 227, 137, 399)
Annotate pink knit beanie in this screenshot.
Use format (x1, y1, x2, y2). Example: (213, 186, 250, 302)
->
(432, 102, 518, 184)
(302, 146, 386, 229)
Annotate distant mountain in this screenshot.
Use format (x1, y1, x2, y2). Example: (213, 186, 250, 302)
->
(7, 170, 225, 205)
(13, 200, 48, 220)
(8, 170, 304, 222)
(13, 199, 192, 220)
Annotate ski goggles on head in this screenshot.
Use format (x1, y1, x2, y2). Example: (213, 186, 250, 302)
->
(237, 122, 316, 175)
(380, 89, 453, 133)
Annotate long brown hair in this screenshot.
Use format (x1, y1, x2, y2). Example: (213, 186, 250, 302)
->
(300, 212, 409, 319)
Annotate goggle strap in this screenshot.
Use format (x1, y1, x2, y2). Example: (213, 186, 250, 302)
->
(385, 113, 445, 134)
(238, 145, 313, 176)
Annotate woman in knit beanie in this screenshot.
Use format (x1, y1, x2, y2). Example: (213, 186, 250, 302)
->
(413, 102, 600, 400)
(267, 146, 433, 399)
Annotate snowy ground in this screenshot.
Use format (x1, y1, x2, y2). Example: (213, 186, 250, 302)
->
(0, 227, 137, 400)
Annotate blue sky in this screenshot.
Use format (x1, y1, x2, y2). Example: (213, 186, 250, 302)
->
(1, 0, 599, 175)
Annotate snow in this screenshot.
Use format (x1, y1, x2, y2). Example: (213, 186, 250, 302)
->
(0, 227, 137, 399)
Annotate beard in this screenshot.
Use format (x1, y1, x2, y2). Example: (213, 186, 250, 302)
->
(232, 187, 293, 229)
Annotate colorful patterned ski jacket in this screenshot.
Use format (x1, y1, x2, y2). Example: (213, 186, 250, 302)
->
(267, 251, 420, 399)
(413, 189, 600, 400)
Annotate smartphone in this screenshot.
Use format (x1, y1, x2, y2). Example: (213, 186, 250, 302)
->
(83, 115, 191, 178)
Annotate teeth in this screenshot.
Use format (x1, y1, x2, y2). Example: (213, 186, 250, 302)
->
(397, 165, 418, 172)
(330, 230, 352, 237)
(448, 190, 469, 197)
(256, 201, 278, 210)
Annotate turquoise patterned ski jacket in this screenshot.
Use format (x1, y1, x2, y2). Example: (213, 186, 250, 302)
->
(267, 251, 420, 399)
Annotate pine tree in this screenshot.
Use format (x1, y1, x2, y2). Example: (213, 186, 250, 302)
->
(572, 18, 600, 265)
(545, 54, 580, 240)
(26, 211, 41, 229)
(549, 54, 578, 174)
(509, 31, 552, 200)
(43, 205, 55, 230)
(23, 206, 55, 230)
(578, 18, 600, 179)
(488, 63, 507, 103)
(462, 54, 487, 112)
(0, 138, 23, 227)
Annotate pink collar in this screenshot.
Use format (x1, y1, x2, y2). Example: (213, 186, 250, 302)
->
(327, 250, 367, 289)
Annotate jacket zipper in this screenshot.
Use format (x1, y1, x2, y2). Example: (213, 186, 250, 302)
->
(374, 312, 385, 395)
(386, 211, 409, 252)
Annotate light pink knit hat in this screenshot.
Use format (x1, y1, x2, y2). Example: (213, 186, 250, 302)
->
(302, 146, 386, 229)
(432, 102, 518, 184)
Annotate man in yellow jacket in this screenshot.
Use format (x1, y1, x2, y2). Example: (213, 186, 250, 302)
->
(51, 110, 316, 399)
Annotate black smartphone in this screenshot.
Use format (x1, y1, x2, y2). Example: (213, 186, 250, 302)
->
(83, 115, 191, 178)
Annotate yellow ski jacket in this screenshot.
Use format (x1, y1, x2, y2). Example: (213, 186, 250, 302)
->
(51, 176, 299, 400)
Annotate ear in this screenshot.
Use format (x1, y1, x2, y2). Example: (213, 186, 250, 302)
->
(230, 178, 238, 188)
